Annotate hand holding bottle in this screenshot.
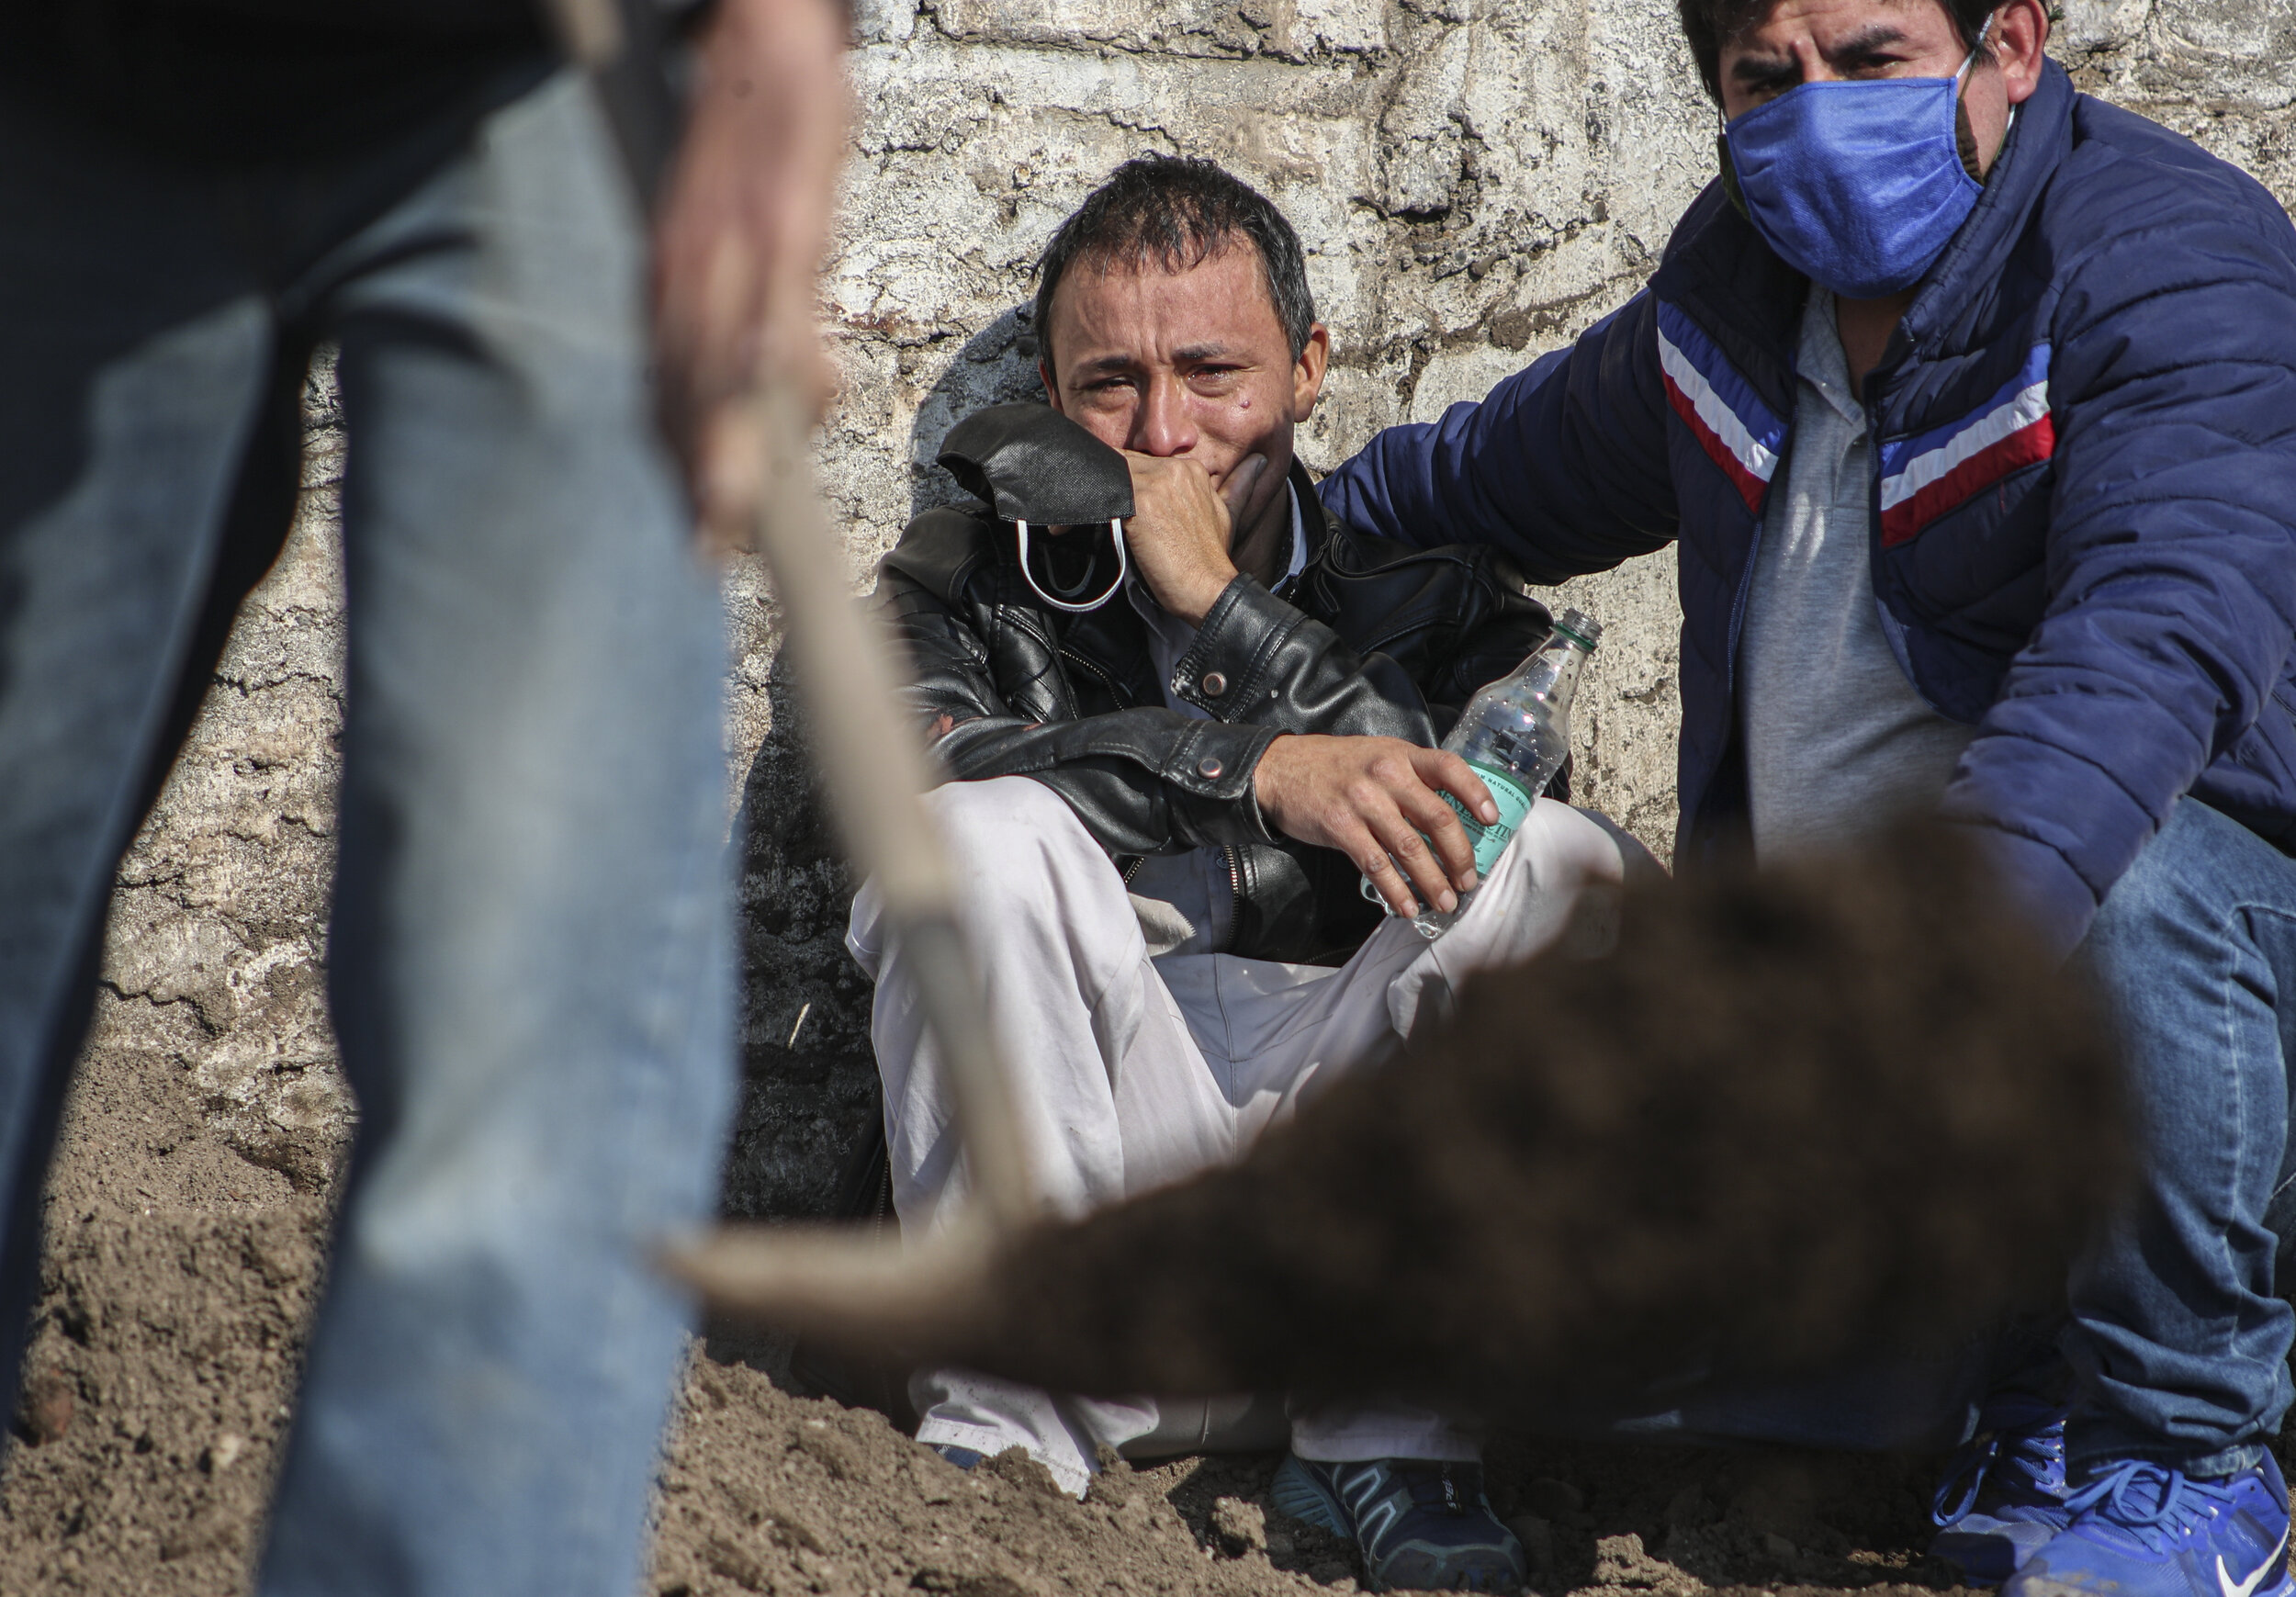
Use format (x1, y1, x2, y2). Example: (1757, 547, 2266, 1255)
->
(1362, 607, 1602, 938)
(1253, 736, 1499, 918)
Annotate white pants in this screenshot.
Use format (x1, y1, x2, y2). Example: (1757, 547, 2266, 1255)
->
(847, 775, 1653, 1494)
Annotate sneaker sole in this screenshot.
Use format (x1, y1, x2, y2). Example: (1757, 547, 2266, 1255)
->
(2015, 1570, 2295, 1597)
(1933, 1518, 2067, 1587)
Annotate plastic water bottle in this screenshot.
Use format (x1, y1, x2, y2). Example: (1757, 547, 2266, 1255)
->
(1361, 608, 1602, 938)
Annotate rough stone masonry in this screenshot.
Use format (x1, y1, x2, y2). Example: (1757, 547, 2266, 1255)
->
(718, 0, 2296, 1217)
(1, 2, 2290, 1587)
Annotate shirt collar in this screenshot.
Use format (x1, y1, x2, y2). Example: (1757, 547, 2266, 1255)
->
(1795, 287, 1866, 428)
(1281, 479, 1308, 587)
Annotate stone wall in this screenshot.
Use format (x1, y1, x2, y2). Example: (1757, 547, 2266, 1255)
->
(45, 0, 2296, 1237)
(95, 367, 353, 1198)
(723, 0, 1719, 1215)
(717, 0, 2296, 1217)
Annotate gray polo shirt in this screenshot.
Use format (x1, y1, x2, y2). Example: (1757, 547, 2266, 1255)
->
(1739, 290, 1976, 861)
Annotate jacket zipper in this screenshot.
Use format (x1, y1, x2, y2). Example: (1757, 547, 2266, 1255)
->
(1222, 845, 1244, 953)
(1057, 644, 1135, 709)
(1061, 632, 1238, 948)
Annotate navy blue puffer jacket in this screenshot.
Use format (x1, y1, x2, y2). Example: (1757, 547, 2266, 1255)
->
(1321, 59, 2296, 957)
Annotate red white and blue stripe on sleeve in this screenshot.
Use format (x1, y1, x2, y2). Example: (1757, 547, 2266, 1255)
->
(1878, 343, 2055, 547)
(1655, 299, 1787, 514)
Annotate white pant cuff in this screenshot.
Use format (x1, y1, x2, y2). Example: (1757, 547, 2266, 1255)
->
(914, 1418, 1093, 1498)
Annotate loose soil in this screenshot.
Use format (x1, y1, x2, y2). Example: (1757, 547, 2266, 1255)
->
(0, 992, 2041, 1597)
(0, 834, 2237, 1597)
(658, 1321, 1988, 1597)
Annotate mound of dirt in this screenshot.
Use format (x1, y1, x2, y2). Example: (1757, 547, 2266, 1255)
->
(0, 1003, 2249, 1597)
(654, 1339, 1345, 1597)
(0, 1029, 332, 1593)
(644, 1329, 1986, 1597)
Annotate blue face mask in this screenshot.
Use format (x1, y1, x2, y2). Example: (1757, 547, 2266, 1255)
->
(1721, 38, 1987, 299)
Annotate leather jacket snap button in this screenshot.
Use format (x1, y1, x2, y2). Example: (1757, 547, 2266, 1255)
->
(1200, 670, 1228, 697)
(1197, 755, 1224, 779)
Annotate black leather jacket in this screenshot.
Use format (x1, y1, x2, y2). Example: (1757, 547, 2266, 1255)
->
(871, 461, 1559, 963)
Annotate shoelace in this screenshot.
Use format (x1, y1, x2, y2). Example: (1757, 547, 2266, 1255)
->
(2064, 1459, 2237, 1554)
(1932, 1411, 2068, 1527)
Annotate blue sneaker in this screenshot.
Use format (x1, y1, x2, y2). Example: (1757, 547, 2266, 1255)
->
(2004, 1454, 2293, 1597)
(1931, 1397, 2072, 1584)
(1271, 1455, 1525, 1592)
(931, 1443, 985, 1468)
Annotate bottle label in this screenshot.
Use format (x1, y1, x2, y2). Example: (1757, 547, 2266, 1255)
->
(1446, 762, 1536, 876)
(1356, 761, 1540, 911)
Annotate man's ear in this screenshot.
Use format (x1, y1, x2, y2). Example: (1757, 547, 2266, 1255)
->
(1292, 323, 1331, 424)
(1040, 362, 1064, 413)
(1997, 0, 2049, 106)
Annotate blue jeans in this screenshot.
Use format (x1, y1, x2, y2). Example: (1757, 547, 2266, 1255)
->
(0, 66, 735, 1597)
(2064, 797, 2296, 1478)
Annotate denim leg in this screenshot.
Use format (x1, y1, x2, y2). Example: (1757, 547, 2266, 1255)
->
(255, 74, 735, 1597)
(0, 86, 297, 1414)
(2062, 799, 2296, 1478)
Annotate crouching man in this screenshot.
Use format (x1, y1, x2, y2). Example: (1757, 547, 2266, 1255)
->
(850, 154, 1654, 1591)
(1318, 2, 2296, 1593)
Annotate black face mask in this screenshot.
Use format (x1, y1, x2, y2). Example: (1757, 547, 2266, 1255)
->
(937, 403, 1136, 613)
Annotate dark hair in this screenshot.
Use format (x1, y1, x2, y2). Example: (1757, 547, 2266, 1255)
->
(1677, 0, 1998, 101)
(1032, 154, 1317, 370)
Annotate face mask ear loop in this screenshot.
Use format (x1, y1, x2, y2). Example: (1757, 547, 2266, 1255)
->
(1953, 12, 1997, 181)
(1953, 11, 1998, 92)
(1015, 518, 1130, 614)
(1099, 519, 1129, 606)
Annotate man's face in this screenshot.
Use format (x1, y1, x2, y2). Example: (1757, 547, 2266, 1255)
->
(1040, 242, 1328, 548)
(1718, 0, 2047, 178)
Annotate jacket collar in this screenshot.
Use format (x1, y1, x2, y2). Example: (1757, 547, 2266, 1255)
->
(1893, 56, 2074, 361)
(1291, 456, 1335, 568)
(1650, 185, 1807, 418)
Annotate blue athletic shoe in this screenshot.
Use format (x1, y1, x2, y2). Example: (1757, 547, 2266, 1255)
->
(1271, 1454, 1526, 1592)
(931, 1443, 985, 1469)
(2004, 1454, 2293, 1597)
(1930, 1396, 2072, 1584)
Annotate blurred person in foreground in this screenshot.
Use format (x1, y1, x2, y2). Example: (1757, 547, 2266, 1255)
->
(856, 153, 1660, 1591)
(1320, 2, 2296, 1595)
(0, 2, 845, 1593)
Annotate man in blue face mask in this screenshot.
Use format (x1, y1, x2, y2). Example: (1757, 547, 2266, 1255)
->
(1319, 2, 2296, 1595)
